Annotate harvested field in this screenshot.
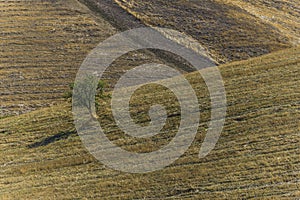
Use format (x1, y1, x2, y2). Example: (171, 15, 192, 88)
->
(218, 0, 300, 45)
(0, 0, 192, 117)
(114, 0, 296, 63)
(0, 47, 299, 199)
(1, 0, 299, 199)
(0, 0, 116, 116)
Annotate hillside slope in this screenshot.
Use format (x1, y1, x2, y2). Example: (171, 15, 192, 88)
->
(0, 0, 197, 117)
(218, 0, 300, 45)
(1, 47, 299, 199)
(1, 0, 298, 117)
(113, 0, 297, 63)
(0, 0, 116, 116)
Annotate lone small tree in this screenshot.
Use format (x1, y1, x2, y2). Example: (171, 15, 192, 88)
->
(66, 75, 106, 120)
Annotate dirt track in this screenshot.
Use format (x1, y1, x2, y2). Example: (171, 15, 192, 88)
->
(78, 0, 145, 30)
(79, 0, 200, 71)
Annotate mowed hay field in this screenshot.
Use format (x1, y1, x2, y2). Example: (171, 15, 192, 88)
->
(0, 47, 299, 199)
(218, 0, 300, 45)
(0, 0, 117, 116)
(0, 0, 193, 117)
(114, 0, 297, 63)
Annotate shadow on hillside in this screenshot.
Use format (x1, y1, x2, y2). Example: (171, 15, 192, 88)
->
(27, 129, 76, 148)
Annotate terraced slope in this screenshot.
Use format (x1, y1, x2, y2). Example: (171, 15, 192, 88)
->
(113, 0, 295, 63)
(1, 47, 299, 199)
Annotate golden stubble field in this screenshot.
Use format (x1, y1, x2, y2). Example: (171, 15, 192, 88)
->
(0, 46, 299, 199)
(0, 0, 195, 117)
(0, 0, 299, 199)
(114, 0, 298, 63)
(0, 0, 116, 116)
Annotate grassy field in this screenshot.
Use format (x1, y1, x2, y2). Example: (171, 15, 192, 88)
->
(218, 0, 300, 45)
(114, 0, 297, 63)
(1, 0, 298, 116)
(1, 0, 299, 199)
(0, 0, 197, 117)
(1, 47, 299, 199)
(0, 0, 116, 116)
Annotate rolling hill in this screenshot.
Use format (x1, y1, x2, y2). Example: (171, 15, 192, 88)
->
(113, 0, 298, 63)
(1, 46, 299, 199)
(0, 0, 115, 116)
(1, 0, 298, 117)
(0, 0, 299, 199)
(0, 0, 195, 117)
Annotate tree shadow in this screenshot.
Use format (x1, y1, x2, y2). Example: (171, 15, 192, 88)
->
(27, 129, 76, 148)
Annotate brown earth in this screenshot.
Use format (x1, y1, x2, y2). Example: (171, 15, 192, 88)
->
(114, 0, 296, 63)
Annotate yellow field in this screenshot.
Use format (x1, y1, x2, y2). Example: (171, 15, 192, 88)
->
(0, 0, 193, 117)
(218, 0, 300, 45)
(114, 0, 297, 63)
(1, 47, 299, 199)
(0, 0, 299, 199)
(0, 0, 116, 116)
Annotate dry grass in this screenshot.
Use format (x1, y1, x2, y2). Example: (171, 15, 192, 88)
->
(114, 0, 296, 63)
(0, 47, 299, 199)
(0, 0, 197, 117)
(0, 0, 117, 116)
(1, 0, 299, 199)
(218, 0, 300, 45)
